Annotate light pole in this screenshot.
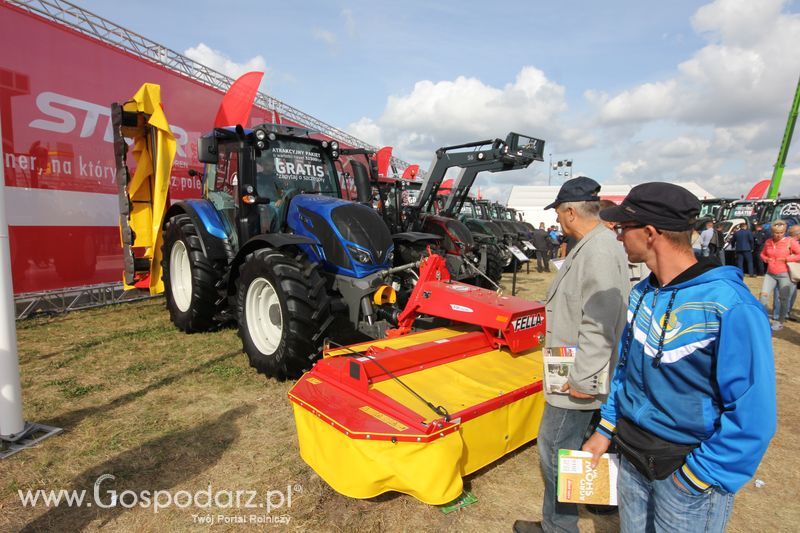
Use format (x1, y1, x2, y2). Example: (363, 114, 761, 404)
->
(551, 159, 573, 183)
(548, 153, 552, 185)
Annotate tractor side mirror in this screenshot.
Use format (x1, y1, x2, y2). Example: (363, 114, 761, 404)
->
(352, 162, 372, 204)
(197, 135, 218, 164)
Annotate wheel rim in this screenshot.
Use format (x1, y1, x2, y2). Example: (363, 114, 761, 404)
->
(170, 240, 192, 312)
(245, 277, 283, 355)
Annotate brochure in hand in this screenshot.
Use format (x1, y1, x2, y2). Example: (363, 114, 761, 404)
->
(542, 346, 609, 395)
(557, 449, 619, 505)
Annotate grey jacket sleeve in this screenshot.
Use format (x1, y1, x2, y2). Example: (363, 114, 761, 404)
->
(568, 248, 628, 395)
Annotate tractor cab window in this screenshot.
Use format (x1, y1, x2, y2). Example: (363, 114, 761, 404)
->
(459, 202, 476, 218)
(211, 146, 239, 198)
(255, 140, 339, 204)
(207, 144, 239, 246)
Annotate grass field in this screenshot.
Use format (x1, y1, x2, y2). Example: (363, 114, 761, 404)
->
(1, 269, 797, 532)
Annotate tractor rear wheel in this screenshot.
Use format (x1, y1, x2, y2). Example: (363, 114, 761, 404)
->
(236, 248, 331, 380)
(162, 214, 225, 332)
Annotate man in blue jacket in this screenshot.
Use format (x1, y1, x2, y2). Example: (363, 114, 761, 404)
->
(583, 182, 776, 533)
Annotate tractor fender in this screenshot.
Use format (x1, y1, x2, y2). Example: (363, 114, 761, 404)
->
(226, 234, 321, 299)
(470, 232, 494, 245)
(391, 231, 442, 244)
(164, 200, 232, 263)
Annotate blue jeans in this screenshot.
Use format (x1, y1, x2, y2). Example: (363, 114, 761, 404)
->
(618, 456, 734, 533)
(735, 251, 753, 275)
(761, 273, 793, 322)
(777, 283, 798, 318)
(537, 404, 595, 533)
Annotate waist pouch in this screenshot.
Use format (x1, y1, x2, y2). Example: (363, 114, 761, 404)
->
(613, 418, 698, 481)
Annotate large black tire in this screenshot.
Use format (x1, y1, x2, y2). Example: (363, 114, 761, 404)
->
(161, 214, 226, 332)
(475, 243, 503, 288)
(236, 248, 331, 380)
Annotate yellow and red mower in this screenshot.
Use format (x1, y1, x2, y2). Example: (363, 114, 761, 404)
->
(289, 253, 546, 504)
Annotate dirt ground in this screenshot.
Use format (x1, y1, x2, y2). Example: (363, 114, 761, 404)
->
(0, 267, 796, 532)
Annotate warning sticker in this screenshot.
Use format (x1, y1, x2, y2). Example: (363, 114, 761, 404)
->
(359, 406, 409, 431)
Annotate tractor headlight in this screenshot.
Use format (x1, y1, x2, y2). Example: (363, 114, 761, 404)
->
(347, 245, 372, 264)
(331, 150, 339, 159)
(255, 129, 267, 141)
(331, 141, 339, 150)
(256, 140, 266, 150)
(321, 140, 329, 149)
(268, 132, 277, 141)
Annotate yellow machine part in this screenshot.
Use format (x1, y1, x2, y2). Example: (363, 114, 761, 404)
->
(121, 83, 176, 294)
(293, 334, 545, 505)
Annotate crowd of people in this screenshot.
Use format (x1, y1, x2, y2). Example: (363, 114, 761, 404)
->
(513, 178, 779, 533)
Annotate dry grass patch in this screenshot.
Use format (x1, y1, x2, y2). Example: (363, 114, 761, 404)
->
(0, 270, 796, 532)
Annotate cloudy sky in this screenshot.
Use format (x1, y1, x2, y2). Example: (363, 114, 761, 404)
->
(75, 0, 800, 201)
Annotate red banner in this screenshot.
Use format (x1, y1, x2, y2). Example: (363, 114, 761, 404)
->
(0, 5, 294, 293)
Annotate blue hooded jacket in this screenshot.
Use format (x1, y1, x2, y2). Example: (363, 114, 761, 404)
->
(596, 264, 776, 494)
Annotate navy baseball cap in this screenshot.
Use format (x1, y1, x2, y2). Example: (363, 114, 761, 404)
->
(600, 182, 700, 231)
(544, 176, 601, 210)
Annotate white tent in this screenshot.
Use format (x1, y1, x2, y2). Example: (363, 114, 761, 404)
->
(507, 181, 715, 227)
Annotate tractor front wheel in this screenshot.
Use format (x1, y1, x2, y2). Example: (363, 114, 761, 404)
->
(162, 214, 225, 332)
(236, 248, 331, 380)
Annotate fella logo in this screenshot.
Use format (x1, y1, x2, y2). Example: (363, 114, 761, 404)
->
(513, 314, 543, 332)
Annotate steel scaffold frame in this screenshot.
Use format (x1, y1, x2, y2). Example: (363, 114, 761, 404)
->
(8, 0, 410, 169)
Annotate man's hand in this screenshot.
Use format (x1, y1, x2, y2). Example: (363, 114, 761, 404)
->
(582, 432, 611, 468)
(560, 382, 594, 399)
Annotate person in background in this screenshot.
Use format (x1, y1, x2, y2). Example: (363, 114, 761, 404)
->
(787, 224, 800, 321)
(753, 223, 768, 276)
(584, 182, 776, 533)
(532, 223, 551, 273)
(713, 222, 727, 265)
(699, 221, 714, 257)
(759, 220, 800, 331)
(513, 177, 629, 533)
(733, 223, 755, 277)
(547, 225, 560, 259)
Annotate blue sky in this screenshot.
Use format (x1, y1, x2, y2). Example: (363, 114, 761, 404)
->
(74, 0, 800, 200)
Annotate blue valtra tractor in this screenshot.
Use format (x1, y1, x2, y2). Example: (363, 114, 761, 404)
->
(112, 84, 421, 379)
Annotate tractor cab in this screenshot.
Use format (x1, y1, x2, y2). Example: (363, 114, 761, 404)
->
(198, 124, 342, 250)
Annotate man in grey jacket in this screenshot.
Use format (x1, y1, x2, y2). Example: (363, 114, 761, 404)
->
(514, 177, 630, 533)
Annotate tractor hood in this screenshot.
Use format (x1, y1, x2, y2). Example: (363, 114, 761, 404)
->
(287, 194, 394, 278)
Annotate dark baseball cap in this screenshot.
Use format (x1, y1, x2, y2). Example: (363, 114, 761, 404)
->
(545, 176, 601, 210)
(599, 182, 700, 231)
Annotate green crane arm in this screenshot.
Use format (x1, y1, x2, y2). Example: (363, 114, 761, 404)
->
(766, 75, 800, 199)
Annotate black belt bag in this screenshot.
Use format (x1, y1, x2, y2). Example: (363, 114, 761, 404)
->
(613, 418, 698, 481)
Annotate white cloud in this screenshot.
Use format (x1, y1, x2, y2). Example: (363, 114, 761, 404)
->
(596, 0, 799, 128)
(348, 117, 384, 146)
(341, 0, 800, 200)
(589, 0, 800, 196)
(184, 43, 267, 80)
(341, 8, 357, 37)
(349, 66, 586, 164)
(312, 28, 337, 46)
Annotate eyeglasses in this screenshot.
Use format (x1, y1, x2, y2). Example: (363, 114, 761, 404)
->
(613, 224, 646, 236)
